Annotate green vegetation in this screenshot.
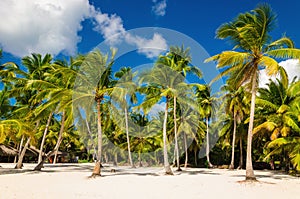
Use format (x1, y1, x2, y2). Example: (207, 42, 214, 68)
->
(0, 4, 299, 180)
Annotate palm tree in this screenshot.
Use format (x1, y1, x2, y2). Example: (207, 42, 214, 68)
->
(77, 49, 116, 176)
(139, 65, 190, 175)
(112, 67, 137, 168)
(222, 84, 247, 169)
(254, 78, 300, 170)
(205, 4, 300, 180)
(254, 79, 300, 139)
(2, 53, 52, 169)
(32, 56, 84, 169)
(156, 45, 202, 171)
(195, 85, 215, 168)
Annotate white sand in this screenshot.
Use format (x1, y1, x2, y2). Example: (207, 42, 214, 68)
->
(0, 163, 299, 199)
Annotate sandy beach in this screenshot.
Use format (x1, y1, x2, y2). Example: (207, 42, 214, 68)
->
(0, 163, 299, 199)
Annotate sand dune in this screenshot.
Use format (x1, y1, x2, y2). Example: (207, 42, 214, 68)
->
(0, 163, 299, 199)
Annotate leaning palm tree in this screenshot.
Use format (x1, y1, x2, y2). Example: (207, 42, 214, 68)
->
(32, 56, 83, 169)
(2, 53, 52, 169)
(205, 4, 300, 180)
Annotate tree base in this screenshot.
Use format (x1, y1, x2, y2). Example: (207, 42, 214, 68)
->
(208, 164, 214, 168)
(176, 167, 182, 171)
(14, 163, 23, 169)
(165, 171, 174, 175)
(245, 176, 257, 181)
(91, 161, 101, 177)
(89, 173, 102, 178)
(229, 164, 235, 170)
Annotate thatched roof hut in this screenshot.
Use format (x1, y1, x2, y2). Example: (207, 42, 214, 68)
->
(0, 144, 18, 156)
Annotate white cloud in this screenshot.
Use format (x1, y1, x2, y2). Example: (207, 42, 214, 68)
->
(152, 0, 167, 17)
(148, 102, 165, 118)
(259, 59, 300, 88)
(125, 33, 168, 58)
(92, 10, 126, 45)
(0, 0, 92, 57)
(0, 0, 167, 59)
(91, 8, 168, 58)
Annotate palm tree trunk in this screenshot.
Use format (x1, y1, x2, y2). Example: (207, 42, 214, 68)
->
(92, 99, 103, 177)
(125, 106, 135, 168)
(184, 132, 188, 168)
(194, 149, 198, 166)
(15, 121, 40, 169)
(206, 118, 213, 168)
(229, 114, 237, 170)
(245, 72, 257, 180)
(114, 153, 118, 167)
(138, 152, 142, 167)
(14, 135, 24, 163)
(15, 137, 31, 169)
(238, 137, 243, 169)
(53, 111, 66, 164)
(163, 101, 173, 175)
(85, 117, 97, 161)
(173, 96, 181, 171)
(34, 113, 65, 170)
(38, 112, 53, 163)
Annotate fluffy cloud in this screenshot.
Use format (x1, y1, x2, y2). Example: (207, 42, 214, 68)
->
(0, 0, 92, 57)
(125, 33, 168, 58)
(152, 0, 167, 17)
(92, 11, 126, 45)
(91, 8, 168, 58)
(0, 0, 168, 59)
(259, 59, 300, 88)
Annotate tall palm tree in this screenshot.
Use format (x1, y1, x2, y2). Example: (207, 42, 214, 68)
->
(2, 53, 52, 169)
(195, 85, 215, 168)
(222, 84, 247, 169)
(139, 65, 190, 175)
(112, 66, 137, 168)
(205, 4, 300, 180)
(77, 49, 116, 176)
(156, 45, 202, 171)
(32, 56, 84, 169)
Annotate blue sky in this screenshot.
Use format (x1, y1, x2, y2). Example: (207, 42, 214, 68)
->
(0, 0, 300, 87)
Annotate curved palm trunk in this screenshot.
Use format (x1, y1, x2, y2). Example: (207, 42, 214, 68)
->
(184, 132, 188, 168)
(229, 114, 237, 170)
(34, 113, 65, 170)
(245, 72, 257, 180)
(173, 96, 181, 171)
(163, 101, 173, 175)
(38, 112, 53, 163)
(15, 121, 40, 169)
(125, 106, 135, 168)
(53, 111, 66, 164)
(15, 137, 31, 169)
(238, 137, 243, 169)
(14, 135, 24, 163)
(206, 117, 213, 168)
(91, 99, 103, 177)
